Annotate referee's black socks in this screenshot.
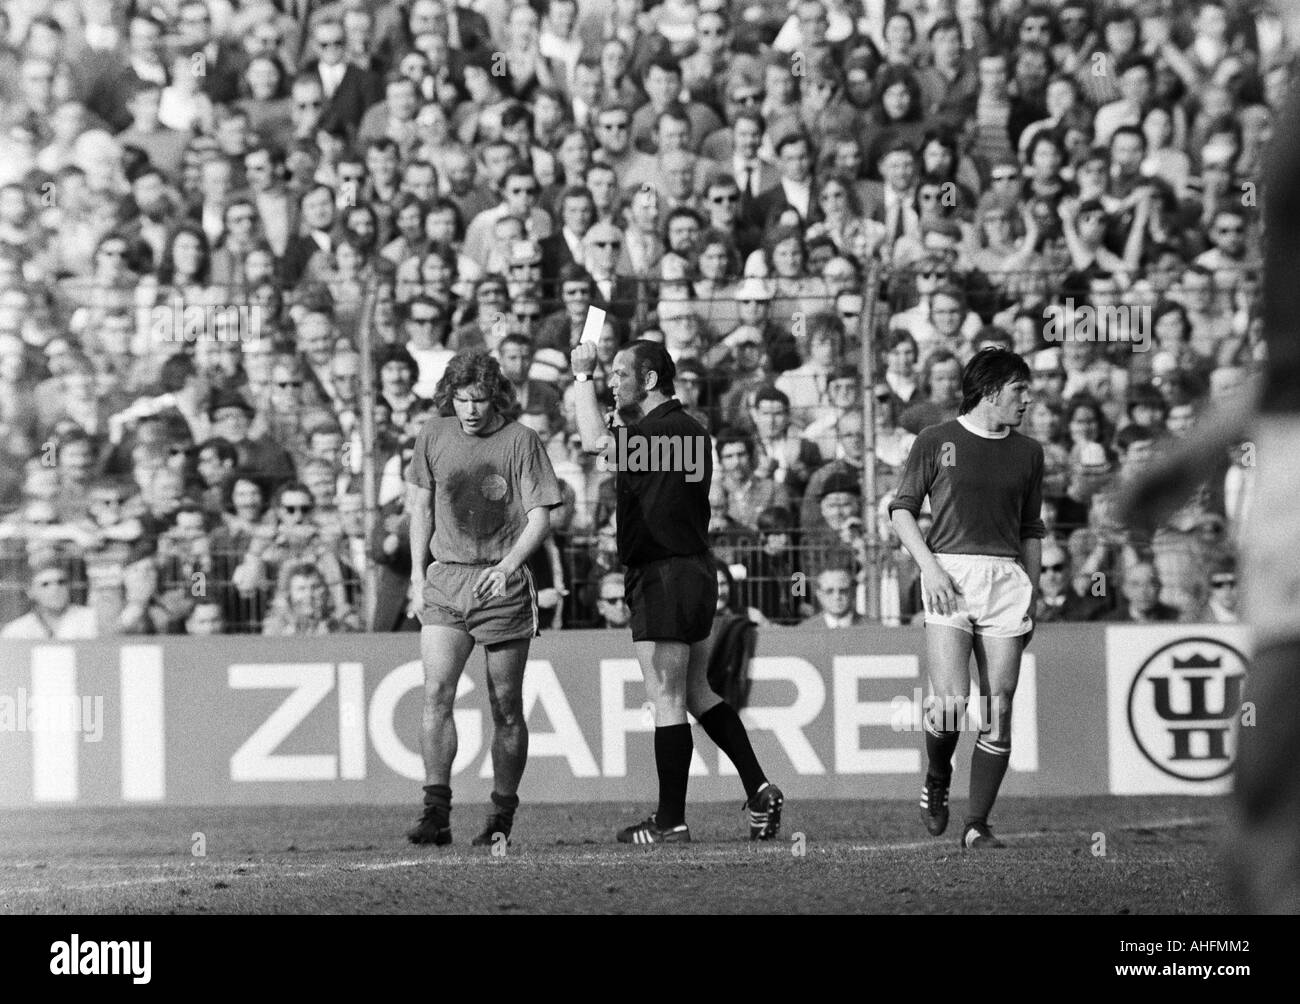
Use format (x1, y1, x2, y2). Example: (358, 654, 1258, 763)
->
(654, 724, 693, 828)
(698, 703, 768, 801)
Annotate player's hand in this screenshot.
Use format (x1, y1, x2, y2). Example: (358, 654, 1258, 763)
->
(408, 578, 423, 618)
(922, 565, 960, 617)
(473, 563, 514, 600)
(570, 341, 598, 377)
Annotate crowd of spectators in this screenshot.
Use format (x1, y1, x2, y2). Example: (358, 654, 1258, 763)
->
(0, 0, 1275, 637)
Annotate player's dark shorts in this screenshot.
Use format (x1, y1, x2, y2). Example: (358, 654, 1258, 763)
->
(419, 560, 538, 645)
(625, 552, 717, 644)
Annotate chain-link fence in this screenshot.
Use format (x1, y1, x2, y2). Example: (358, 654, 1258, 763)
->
(0, 265, 1258, 635)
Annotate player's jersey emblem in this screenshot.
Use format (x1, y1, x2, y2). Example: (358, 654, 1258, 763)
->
(481, 474, 508, 501)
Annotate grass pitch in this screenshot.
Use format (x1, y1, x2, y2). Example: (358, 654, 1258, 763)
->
(0, 796, 1230, 914)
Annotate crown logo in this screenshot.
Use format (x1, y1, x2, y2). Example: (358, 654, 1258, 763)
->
(1171, 654, 1222, 671)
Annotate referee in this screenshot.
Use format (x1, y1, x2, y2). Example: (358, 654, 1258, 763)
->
(571, 339, 784, 843)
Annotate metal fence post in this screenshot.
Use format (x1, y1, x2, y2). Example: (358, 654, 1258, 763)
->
(357, 277, 380, 630)
(859, 257, 883, 621)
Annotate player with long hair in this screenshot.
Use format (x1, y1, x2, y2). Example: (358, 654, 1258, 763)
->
(890, 347, 1044, 849)
(405, 350, 563, 846)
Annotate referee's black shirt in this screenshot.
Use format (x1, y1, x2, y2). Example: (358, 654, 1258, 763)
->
(615, 399, 713, 566)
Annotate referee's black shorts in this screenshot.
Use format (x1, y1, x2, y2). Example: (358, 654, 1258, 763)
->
(625, 552, 718, 644)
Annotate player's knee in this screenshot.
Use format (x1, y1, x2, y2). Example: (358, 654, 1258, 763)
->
(655, 688, 687, 716)
(425, 680, 458, 715)
(489, 695, 525, 730)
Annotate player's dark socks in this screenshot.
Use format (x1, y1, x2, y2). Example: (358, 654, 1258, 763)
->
(698, 703, 767, 800)
(923, 721, 960, 782)
(654, 724, 693, 828)
(423, 784, 452, 815)
(966, 737, 1011, 825)
(490, 791, 520, 822)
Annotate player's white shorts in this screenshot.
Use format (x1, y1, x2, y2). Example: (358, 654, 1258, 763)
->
(921, 553, 1033, 638)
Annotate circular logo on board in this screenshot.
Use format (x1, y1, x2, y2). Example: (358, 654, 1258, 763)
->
(1126, 637, 1248, 782)
(480, 474, 508, 502)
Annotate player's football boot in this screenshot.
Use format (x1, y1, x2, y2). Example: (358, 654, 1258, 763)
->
(746, 782, 785, 840)
(920, 774, 951, 836)
(616, 815, 691, 844)
(406, 805, 452, 846)
(471, 812, 513, 847)
(960, 821, 1005, 850)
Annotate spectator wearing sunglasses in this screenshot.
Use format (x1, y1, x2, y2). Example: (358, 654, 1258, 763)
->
(237, 482, 349, 614)
(1204, 555, 1240, 623)
(301, 19, 382, 140)
(463, 166, 553, 271)
(889, 257, 982, 353)
(595, 570, 633, 629)
(582, 220, 644, 323)
(1194, 207, 1260, 291)
(398, 296, 452, 397)
(1033, 539, 1105, 622)
(591, 100, 641, 186)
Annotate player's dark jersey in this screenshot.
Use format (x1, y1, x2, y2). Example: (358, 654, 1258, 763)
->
(615, 399, 712, 566)
(1261, 85, 1300, 413)
(888, 418, 1045, 558)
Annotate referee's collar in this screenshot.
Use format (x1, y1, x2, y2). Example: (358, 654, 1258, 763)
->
(640, 398, 681, 422)
(957, 414, 1008, 440)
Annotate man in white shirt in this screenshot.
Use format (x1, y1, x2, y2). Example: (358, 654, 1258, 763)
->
(402, 296, 454, 398)
(539, 0, 583, 88)
(1093, 54, 1153, 147)
(462, 167, 554, 268)
(728, 112, 773, 199)
(801, 366, 862, 459)
(776, 321, 840, 428)
(1, 562, 98, 639)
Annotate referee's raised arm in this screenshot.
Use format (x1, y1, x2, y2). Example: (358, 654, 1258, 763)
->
(570, 341, 608, 454)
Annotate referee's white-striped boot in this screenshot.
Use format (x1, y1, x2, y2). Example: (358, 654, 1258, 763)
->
(746, 782, 785, 840)
(616, 815, 691, 844)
